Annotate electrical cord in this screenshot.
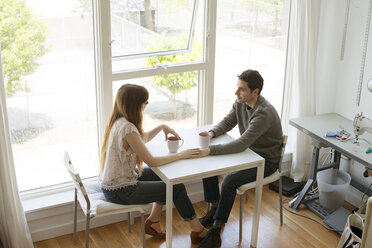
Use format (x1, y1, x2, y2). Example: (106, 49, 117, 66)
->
(360, 181, 372, 208)
(282, 198, 343, 232)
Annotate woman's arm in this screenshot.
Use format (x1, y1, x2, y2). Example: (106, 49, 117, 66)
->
(143, 124, 181, 143)
(143, 125, 163, 143)
(126, 132, 201, 167)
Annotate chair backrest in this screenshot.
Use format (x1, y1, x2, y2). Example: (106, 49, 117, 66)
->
(64, 152, 90, 209)
(278, 135, 288, 173)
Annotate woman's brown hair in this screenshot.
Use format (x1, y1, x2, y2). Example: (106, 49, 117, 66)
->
(100, 84, 149, 174)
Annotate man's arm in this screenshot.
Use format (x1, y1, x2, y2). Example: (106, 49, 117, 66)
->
(210, 109, 271, 155)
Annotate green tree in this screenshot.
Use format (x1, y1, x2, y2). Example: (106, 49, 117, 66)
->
(0, 0, 49, 96)
(146, 35, 201, 118)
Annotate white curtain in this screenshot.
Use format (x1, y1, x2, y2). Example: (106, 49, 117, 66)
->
(0, 48, 33, 247)
(281, 0, 321, 182)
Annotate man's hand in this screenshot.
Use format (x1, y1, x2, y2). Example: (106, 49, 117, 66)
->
(199, 148, 210, 157)
(208, 131, 215, 138)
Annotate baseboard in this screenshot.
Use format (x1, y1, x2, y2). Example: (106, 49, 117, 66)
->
(28, 180, 205, 242)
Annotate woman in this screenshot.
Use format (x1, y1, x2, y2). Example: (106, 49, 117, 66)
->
(99, 84, 208, 244)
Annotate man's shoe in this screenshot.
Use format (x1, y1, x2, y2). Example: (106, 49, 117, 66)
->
(196, 227, 222, 248)
(199, 206, 216, 227)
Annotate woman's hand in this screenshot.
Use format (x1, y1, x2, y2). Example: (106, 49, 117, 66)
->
(162, 124, 181, 141)
(178, 148, 202, 159)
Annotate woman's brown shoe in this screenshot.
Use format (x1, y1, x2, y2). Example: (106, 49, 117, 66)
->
(190, 228, 207, 244)
(145, 219, 166, 239)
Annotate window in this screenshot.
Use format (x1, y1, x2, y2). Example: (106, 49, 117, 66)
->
(1, 0, 288, 193)
(100, 0, 207, 134)
(1, 0, 208, 192)
(2, 0, 98, 191)
(213, 0, 289, 136)
(111, 0, 204, 71)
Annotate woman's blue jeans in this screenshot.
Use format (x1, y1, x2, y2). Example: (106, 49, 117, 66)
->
(102, 167, 196, 221)
(202, 160, 278, 224)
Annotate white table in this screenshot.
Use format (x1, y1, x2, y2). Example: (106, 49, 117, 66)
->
(146, 125, 265, 248)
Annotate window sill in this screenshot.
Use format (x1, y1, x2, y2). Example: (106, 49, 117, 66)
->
(21, 177, 97, 213)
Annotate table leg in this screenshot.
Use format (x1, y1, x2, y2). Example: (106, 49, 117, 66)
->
(166, 182, 173, 248)
(292, 145, 320, 210)
(251, 161, 264, 247)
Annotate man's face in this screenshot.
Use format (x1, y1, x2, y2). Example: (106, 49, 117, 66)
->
(235, 79, 257, 104)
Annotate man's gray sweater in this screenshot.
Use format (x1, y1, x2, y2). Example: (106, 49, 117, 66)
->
(210, 95, 283, 163)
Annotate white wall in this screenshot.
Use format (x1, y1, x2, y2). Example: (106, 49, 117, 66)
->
(315, 0, 372, 207)
(317, 0, 372, 119)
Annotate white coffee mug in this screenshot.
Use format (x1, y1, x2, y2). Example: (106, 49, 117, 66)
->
(167, 136, 184, 153)
(199, 131, 210, 149)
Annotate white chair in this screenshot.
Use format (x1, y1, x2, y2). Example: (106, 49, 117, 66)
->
(235, 135, 288, 240)
(213, 135, 288, 240)
(63, 151, 152, 248)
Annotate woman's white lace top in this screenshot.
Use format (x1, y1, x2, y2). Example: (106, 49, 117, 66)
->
(99, 117, 140, 190)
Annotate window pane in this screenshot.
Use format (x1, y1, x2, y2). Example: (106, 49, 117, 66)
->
(112, 72, 199, 131)
(111, 0, 198, 59)
(111, 0, 204, 71)
(214, 0, 289, 135)
(2, 0, 98, 191)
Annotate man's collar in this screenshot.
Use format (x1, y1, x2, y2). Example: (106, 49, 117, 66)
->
(246, 95, 260, 110)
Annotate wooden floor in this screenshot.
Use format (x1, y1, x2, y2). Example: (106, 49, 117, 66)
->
(34, 186, 344, 248)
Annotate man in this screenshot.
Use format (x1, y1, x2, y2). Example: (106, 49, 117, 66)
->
(197, 69, 283, 248)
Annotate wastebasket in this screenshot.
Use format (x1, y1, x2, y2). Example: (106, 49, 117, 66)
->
(317, 168, 351, 212)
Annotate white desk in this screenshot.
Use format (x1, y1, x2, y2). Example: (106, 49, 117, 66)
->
(146, 125, 265, 248)
(290, 113, 372, 211)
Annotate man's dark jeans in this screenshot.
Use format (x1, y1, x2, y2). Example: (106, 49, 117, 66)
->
(202, 160, 278, 223)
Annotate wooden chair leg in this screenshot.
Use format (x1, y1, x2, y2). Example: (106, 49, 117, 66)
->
(239, 194, 243, 241)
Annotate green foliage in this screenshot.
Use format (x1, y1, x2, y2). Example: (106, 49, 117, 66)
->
(0, 0, 49, 97)
(146, 34, 201, 98)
